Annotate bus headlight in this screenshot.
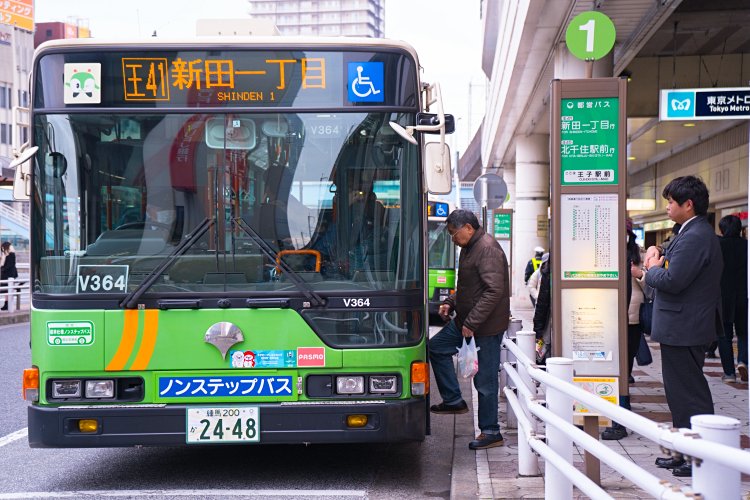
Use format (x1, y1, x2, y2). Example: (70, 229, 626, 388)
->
(369, 375, 397, 394)
(52, 380, 81, 398)
(336, 376, 365, 394)
(85, 380, 115, 398)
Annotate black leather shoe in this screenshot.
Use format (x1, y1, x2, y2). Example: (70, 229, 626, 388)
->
(469, 432, 504, 450)
(655, 456, 685, 469)
(430, 400, 469, 414)
(671, 463, 692, 477)
(601, 425, 627, 440)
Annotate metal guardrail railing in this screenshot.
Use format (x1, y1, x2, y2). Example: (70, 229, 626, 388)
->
(502, 330, 747, 500)
(0, 202, 30, 227)
(0, 263, 30, 312)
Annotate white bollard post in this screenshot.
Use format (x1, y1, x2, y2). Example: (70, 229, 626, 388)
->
(7, 277, 14, 312)
(516, 331, 537, 397)
(690, 415, 740, 499)
(544, 357, 574, 500)
(515, 330, 540, 476)
(499, 319, 522, 394)
(504, 332, 518, 430)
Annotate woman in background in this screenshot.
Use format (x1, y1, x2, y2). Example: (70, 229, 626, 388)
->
(0, 242, 18, 310)
(717, 215, 748, 383)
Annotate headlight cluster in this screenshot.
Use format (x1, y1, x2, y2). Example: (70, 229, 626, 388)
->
(335, 375, 398, 395)
(51, 380, 114, 399)
(307, 374, 401, 398)
(47, 377, 144, 402)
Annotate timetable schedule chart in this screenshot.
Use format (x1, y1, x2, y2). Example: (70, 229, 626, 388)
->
(561, 193, 619, 280)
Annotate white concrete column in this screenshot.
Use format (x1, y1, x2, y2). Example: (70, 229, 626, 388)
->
(503, 166, 516, 212)
(514, 134, 549, 298)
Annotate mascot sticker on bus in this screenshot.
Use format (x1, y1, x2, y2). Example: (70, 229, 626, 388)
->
(64, 63, 101, 104)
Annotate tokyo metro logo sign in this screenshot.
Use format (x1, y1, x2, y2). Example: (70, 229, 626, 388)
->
(665, 91, 694, 118)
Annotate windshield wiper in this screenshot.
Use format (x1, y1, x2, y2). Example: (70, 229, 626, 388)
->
(232, 217, 325, 307)
(120, 217, 215, 309)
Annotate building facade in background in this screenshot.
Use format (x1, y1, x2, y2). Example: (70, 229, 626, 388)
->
(34, 21, 91, 48)
(0, 25, 32, 177)
(0, 0, 90, 250)
(248, 0, 384, 37)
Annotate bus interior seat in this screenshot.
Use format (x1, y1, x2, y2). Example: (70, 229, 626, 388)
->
(203, 272, 248, 284)
(256, 201, 291, 250)
(168, 255, 264, 284)
(85, 229, 172, 256)
(352, 270, 393, 283)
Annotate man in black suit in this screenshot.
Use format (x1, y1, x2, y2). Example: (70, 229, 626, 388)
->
(643, 175, 723, 478)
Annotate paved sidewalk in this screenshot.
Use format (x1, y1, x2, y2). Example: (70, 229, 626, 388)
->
(465, 296, 750, 499)
(0, 307, 29, 326)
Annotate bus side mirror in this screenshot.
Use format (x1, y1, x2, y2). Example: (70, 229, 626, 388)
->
(417, 113, 455, 134)
(424, 142, 452, 195)
(10, 145, 37, 201)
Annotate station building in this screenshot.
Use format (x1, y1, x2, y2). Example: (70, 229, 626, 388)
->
(464, 0, 750, 297)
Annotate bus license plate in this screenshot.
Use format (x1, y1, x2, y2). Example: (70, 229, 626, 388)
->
(186, 406, 260, 444)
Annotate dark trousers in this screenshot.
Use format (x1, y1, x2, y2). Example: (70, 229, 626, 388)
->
(660, 344, 714, 428)
(718, 303, 749, 375)
(626, 323, 641, 376)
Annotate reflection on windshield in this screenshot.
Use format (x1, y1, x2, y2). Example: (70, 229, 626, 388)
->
(428, 221, 455, 270)
(31, 112, 422, 296)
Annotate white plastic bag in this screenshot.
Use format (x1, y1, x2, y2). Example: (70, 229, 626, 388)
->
(456, 337, 480, 378)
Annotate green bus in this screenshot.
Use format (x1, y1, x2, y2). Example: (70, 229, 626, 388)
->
(427, 199, 456, 319)
(16, 37, 454, 447)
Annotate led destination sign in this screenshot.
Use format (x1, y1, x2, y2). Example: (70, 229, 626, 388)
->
(37, 49, 418, 109)
(121, 56, 327, 102)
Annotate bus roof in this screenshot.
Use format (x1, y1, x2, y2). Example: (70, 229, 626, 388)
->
(33, 36, 420, 68)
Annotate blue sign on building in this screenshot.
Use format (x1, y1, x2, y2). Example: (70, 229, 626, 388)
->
(660, 87, 750, 120)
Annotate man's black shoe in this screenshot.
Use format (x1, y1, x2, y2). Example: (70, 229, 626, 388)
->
(655, 456, 685, 469)
(469, 432, 504, 450)
(430, 400, 469, 415)
(671, 463, 692, 477)
(601, 425, 627, 440)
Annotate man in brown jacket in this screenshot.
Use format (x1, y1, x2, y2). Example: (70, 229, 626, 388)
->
(429, 209, 510, 450)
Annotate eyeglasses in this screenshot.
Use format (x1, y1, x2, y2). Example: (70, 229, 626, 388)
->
(447, 225, 467, 238)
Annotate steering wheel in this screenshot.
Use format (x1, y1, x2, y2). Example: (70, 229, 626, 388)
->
(114, 221, 170, 231)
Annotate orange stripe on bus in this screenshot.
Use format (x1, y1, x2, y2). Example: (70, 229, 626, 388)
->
(105, 309, 140, 371)
(130, 309, 159, 370)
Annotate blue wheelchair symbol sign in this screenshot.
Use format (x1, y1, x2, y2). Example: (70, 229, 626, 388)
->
(348, 62, 384, 103)
(435, 203, 448, 217)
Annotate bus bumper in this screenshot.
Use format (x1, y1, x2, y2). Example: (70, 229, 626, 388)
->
(27, 399, 427, 448)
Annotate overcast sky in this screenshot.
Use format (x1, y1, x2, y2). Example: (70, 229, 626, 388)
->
(34, 0, 485, 151)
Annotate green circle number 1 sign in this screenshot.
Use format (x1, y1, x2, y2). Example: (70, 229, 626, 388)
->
(565, 11, 616, 61)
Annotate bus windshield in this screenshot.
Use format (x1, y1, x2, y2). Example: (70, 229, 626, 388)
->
(31, 111, 422, 297)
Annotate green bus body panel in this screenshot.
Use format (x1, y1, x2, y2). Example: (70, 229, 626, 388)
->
(31, 308, 426, 405)
(31, 310, 106, 371)
(101, 308, 340, 371)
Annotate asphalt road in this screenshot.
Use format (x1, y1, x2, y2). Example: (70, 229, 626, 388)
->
(0, 323, 454, 499)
